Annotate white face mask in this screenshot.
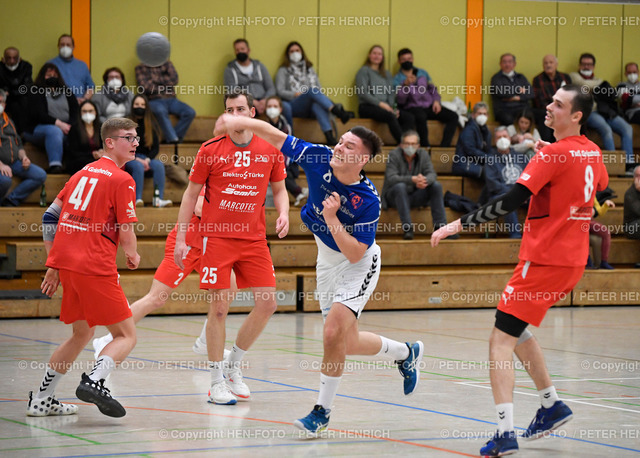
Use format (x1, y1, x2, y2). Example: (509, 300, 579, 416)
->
(289, 52, 302, 64)
(108, 78, 123, 90)
(496, 137, 511, 151)
(628, 73, 639, 84)
(403, 146, 417, 157)
(0, 105, 4, 115)
(266, 107, 281, 120)
(580, 69, 593, 77)
(82, 112, 96, 124)
(475, 114, 488, 126)
(503, 70, 515, 78)
(59, 46, 73, 58)
(5, 60, 19, 72)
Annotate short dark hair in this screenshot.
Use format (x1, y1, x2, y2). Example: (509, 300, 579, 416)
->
(224, 88, 254, 109)
(500, 53, 516, 63)
(102, 67, 126, 85)
(397, 48, 412, 59)
(58, 34, 74, 46)
(579, 53, 596, 65)
(561, 84, 592, 126)
(233, 38, 249, 48)
(349, 126, 382, 158)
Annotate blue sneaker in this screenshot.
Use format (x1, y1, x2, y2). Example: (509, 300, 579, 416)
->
(480, 430, 519, 456)
(521, 400, 573, 441)
(293, 405, 330, 436)
(397, 341, 424, 396)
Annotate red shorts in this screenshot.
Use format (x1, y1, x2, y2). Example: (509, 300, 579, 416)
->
(154, 231, 202, 288)
(200, 237, 275, 290)
(498, 261, 584, 327)
(59, 270, 132, 327)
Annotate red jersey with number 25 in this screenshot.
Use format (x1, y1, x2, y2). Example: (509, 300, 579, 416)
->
(47, 156, 138, 276)
(189, 134, 286, 240)
(516, 135, 608, 266)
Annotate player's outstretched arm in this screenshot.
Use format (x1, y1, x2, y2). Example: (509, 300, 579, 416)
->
(271, 179, 289, 238)
(119, 223, 140, 269)
(215, 114, 287, 151)
(431, 219, 462, 247)
(175, 181, 203, 269)
(41, 197, 63, 297)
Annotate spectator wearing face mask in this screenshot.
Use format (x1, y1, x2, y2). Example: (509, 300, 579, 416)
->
(0, 47, 33, 133)
(92, 67, 133, 122)
(381, 130, 451, 240)
(617, 62, 640, 125)
(47, 34, 94, 103)
(452, 102, 492, 179)
(64, 100, 103, 174)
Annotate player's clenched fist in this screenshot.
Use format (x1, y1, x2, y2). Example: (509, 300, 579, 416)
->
(322, 192, 341, 218)
(126, 252, 140, 270)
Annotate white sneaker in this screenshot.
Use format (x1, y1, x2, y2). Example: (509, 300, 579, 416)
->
(157, 199, 173, 208)
(92, 334, 113, 360)
(225, 363, 250, 400)
(27, 391, 78, 417)
(294, 187, 309, 207)
(135, 199, 144, 207)
(192, 338, 231, 360)
(208, 381, 237, 405)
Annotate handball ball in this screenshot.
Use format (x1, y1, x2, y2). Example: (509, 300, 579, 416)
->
(136, 32, 170, 67)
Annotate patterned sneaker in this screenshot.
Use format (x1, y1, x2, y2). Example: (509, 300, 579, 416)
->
(293, 405, 330, 436)
(75, 373, 126, 417)
(397, 341, 424, 395)
(208, 381, 237, 405)
(521, 400, 573, 441)
(27, 391, 78, 417)
(224, 363, 250, 400)
(480, 430, 519, 456)
(192, 336, 208, 355)
(92, 334, 113, 360)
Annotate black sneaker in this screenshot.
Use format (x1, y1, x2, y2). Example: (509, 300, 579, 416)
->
(75, 373, 126, 417)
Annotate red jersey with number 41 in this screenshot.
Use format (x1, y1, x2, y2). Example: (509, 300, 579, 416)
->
(516, 135, 608, 266)
(189, 134, 286, 240)
(46, 156, 138, 275)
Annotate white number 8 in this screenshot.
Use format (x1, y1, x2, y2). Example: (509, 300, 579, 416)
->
(584, 165, 594, 203)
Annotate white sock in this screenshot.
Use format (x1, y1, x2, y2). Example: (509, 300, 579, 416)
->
(539, 386, 559, 409)
(376, 336, 410, 361)
(96, 334, 114, 355)
(89, 355, 116, 381)
(316, 373, 341, 411)
(496, 403, 514, 433)
(228, 344, 246, 367)
(36, 367, 64, 399)
(198, 319, 208, 342)
(209, 361, 224, 384)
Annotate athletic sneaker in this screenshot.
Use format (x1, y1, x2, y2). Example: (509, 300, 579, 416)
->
(397, 341, 424, 395)
(75, 373, 126, 418)
(92, 334, 113, 360)
(293, 404, 330, 436)
(192, 336, 231, 360)
(521, 400, 573, 441)
(208, 381, 237, 405)
(224, 363, 250, 400)
(480, 430, 519, 456)
(26, 391, 78, 417)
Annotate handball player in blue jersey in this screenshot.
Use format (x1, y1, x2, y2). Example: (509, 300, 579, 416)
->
(215, 114, 424, 435)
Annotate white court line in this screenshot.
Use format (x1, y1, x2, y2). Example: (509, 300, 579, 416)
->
(455, 382, 640, 414)
(458, 377, 640, 384)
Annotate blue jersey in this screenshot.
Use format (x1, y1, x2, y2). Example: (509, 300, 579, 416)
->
(281, 135, 380, 251)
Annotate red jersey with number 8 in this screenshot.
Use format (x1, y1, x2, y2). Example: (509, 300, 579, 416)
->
(516, 135, 608, 266)
(47, 156, 138, 275)
(189, 134, 286, 240)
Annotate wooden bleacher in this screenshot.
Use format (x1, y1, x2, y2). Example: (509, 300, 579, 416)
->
(2, 117, 639, 319)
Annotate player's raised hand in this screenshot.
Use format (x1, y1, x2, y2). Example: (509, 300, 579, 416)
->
(174, 239, 188, 270)
(322, 192, 341, 219)
(126, 252, 140, 270)
(41, 268, 60, 297)
(534, 139, 550, 154)
(431, 219, 462, 247)
(275, 214, 289, 238)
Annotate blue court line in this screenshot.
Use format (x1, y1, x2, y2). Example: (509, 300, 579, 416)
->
(3, 331, 639, 454)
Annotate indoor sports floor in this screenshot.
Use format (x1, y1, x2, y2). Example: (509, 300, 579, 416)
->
(1, 306, 639, 457)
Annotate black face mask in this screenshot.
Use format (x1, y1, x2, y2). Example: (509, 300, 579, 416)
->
(400, 61, 413, 71)
(236, 52, 249, 63)
(132, 107, 146, 117)
(45, 77, 59, 87)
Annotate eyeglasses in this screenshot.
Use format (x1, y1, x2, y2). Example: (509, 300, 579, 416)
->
(110, 135, 140, 143)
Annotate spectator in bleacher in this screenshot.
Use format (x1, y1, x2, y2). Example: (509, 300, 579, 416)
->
(381, 130, 449, 240)
(532, 54, 571, 142)
(275, 41, 354, 146)
(126, 94, 172, 208)
(482, 126, 529, 238)
(23, 63, 78, 173)
(92, 67, 133, 123)
(452, 102, 491, 179)
(135, 60, 195, 144)
(624, 165, 640, 240)
(0, 47, 33, 134)
(47, 34, 93, 103)
(490, 53, 533, 125)
(571, 53, 635, 176)
(506, 109, 540, 158)
(64, 100, 102, 174)
(617, 62, 640, 125)
(393, 48, 458, 148)
(356, 45, 410, 145)
(224, 38, 290, 121)
(588, 198, 615, 269)
(265, 95, 308, 206)
(0, 89, 46, 206)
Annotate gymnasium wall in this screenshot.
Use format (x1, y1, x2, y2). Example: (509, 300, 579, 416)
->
(1, 0, 638, 117)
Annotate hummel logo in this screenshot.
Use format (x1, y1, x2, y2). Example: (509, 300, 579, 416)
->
(543, 393, 550, 398)
(498, 411, 505, 419)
